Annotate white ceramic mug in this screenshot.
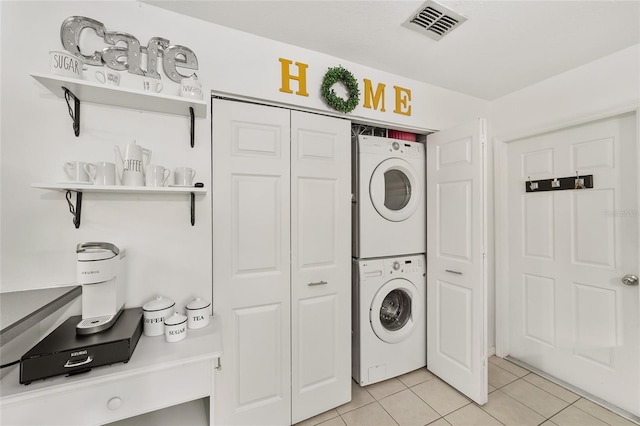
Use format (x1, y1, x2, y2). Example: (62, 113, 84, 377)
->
(95, 70, 120, 86)
(145, 165, 170, 187)
(174, 167, 196, 186)
(179, 78, 203, 99)
(143, 79, 163, 93)
(85, 162, 116, 185)
(64, 161, 91, 183)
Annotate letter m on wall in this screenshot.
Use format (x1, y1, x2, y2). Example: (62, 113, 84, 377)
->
(363, 79, 386, 112)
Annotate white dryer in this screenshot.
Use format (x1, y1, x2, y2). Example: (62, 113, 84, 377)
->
(352, 135, 425, 259)
(352, 254, 426, 386)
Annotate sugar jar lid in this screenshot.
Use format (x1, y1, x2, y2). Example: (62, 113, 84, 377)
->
(186, 297, 211, 310)
(164, 312, 187, 326)
(143, 296, 175, 312)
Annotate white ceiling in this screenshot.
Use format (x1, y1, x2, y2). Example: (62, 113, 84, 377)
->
(146, 0, 640, 100)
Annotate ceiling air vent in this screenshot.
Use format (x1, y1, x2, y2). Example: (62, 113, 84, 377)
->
(403, 1, 467, 41)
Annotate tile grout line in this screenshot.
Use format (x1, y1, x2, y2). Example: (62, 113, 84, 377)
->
(493, 387, 560, 423)
(374, 398, 402, 426)
(455, 399, 508, 426)
(520, 372, 580, 405)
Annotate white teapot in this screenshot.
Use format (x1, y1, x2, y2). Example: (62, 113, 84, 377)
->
(115, 140, 152, 186)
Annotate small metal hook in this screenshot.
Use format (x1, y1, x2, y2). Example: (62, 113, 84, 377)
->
(528, 176, 538, 191)
(574, 171, 585, 189)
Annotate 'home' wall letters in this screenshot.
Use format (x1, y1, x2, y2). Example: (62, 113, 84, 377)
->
(279, 57, 412, 116)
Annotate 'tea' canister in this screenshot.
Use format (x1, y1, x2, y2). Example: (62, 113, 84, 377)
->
(186, 297, 211, 329)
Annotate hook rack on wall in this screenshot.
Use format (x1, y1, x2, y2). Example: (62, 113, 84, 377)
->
(526, 174, 593, 193)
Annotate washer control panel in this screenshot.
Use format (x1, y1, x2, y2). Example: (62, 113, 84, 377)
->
(359, 254, 426, 280)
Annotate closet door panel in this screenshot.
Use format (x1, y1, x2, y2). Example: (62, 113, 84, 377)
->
(291, 110, 351, 423)
(213, 99, 291, 426)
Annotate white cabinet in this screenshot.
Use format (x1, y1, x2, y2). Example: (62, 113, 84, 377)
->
(0, 318, 222, 426)
(212, 99, 351, 425)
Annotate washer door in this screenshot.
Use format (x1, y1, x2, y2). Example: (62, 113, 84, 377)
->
(369, 158, 421, 222)
(370, 278, 421, 343)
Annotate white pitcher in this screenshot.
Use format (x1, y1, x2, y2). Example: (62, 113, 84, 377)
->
(115, 141, 152, 186)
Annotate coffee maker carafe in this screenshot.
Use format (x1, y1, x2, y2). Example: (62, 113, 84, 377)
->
(76, 242, 126, 335)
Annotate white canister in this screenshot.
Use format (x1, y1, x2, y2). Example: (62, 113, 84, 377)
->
(164, 312, 187, 343)
(142, 296, 175, 337)
(50, 50, 84, 79)
(186, 298, 211, 329)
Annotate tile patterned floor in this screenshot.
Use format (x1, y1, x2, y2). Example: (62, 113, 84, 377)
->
(296, 356, 637, 426)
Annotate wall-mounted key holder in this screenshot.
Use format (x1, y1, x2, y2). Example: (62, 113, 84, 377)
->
(526, 174, 593, 192)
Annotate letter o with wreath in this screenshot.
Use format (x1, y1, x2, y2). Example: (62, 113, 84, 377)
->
(321, 66, 360, 113)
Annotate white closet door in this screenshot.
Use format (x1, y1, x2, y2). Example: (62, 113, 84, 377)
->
(290, 111, 351, 423)
(213, 99, 292, 426)
(426, 118, 488, 405)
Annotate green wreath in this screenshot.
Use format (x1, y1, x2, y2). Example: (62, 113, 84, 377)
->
(321, 66, 360, 113)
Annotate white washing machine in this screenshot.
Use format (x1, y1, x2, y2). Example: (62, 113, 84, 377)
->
(352, 135, 425, 259)
(352, 254, 426, 386)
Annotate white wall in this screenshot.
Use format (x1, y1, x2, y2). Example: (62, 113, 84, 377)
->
(491, 44, 640, 140)
(1, 2, 487, 313)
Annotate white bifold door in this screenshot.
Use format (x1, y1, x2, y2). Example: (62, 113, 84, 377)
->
(213, 99, 351, 425)
(426, 118, 488, 405)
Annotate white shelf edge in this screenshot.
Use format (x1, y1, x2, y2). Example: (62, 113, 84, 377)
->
(31, 183, 207, 195)
(30, 72, 208, 118)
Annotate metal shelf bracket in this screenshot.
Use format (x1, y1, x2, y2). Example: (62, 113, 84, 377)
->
(62, 87, 80, 137)
(65, 190, 82, 229)
(190, 192, 195, 226)
(190, 107, 195, 148)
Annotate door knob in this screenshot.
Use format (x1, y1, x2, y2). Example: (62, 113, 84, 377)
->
(621, 274, 638, 286)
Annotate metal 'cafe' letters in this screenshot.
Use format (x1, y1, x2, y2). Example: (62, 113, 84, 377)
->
(60, 16, 198, 83)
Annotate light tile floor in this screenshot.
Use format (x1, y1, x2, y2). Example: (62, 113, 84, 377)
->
(296, 356, 637, 426)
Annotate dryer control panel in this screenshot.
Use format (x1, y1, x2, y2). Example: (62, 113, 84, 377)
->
(358, 135, 424, 158)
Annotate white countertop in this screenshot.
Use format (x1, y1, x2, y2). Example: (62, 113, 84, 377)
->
(0, 315, 222, 404)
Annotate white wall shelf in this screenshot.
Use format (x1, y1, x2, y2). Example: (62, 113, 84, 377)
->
(30, 72, 207, 145)
(31, 72, 207, 117)
(32, 183, 207, 194)
(32, 183, 207, 228)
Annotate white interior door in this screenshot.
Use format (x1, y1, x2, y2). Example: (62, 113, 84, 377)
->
(290, 110, 351, 423)
(426, 118, 488, 405)
(213, 99, 292, 425)
(506, 112, 639, 416)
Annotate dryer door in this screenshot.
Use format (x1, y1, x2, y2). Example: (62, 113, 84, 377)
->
(370, 278, 421, 343)
(369, 158, 421, 222)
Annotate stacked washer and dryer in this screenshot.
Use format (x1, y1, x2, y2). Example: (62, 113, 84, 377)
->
(352, 134, 427, 386)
